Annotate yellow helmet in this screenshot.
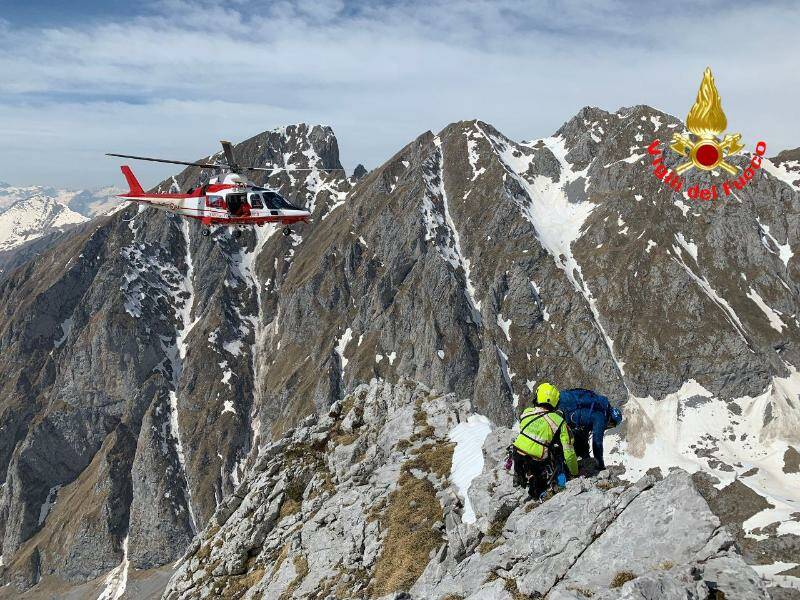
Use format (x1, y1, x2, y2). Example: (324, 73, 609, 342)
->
(536, 382, 560, 408)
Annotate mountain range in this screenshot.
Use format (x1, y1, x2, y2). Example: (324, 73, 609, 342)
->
(0, 110, 797, 599)
(0, 184, 120, 269)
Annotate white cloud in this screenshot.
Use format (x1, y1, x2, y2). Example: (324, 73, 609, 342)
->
(1, 0, 798, 187)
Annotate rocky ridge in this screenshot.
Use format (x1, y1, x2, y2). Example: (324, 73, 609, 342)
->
(162, 379, 771, 600)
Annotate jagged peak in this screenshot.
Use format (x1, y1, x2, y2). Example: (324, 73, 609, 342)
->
(351, 164, 368, 180)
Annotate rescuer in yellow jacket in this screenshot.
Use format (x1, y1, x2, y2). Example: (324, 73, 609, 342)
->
(512, 382, 578, 498)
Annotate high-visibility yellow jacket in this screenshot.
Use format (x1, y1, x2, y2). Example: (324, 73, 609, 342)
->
(513, 405, 578, 476)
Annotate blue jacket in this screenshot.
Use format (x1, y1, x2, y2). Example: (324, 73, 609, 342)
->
(558, 389, 612, 467)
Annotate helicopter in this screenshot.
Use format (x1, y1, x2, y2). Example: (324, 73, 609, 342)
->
(107, 140, 341, 238)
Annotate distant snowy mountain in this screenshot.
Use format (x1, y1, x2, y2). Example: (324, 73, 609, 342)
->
(0, 183, 119, 217)
(0, 193, 87, 252)
(0, 183, 119, 253)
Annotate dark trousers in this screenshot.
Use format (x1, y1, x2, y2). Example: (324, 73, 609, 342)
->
(573, 428, 591, 458)
(512, 452, 553, 498)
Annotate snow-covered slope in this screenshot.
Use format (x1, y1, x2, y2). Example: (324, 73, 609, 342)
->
(610, 369, 800, 540)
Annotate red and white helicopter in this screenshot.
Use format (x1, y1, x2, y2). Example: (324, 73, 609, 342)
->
(108, 140, 339, 237)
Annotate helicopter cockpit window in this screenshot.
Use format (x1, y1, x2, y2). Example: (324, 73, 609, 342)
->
(262, 191, 297, 210)
(249, 193, 264, 209)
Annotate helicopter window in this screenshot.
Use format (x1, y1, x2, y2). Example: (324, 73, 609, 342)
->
(206, 195, 225, 209)
(249, 193, 264, 209)
(262, 191, 298, 210)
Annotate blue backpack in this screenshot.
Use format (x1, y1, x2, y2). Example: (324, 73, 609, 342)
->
(558, 388, 611, 428)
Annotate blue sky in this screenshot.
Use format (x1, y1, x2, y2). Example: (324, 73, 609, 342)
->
(1, 0, 799, 188)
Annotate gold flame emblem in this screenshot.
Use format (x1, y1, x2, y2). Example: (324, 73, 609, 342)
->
(670, 68, 744, 175)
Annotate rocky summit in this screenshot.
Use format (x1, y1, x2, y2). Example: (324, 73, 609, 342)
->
(0, 108, 798, 599)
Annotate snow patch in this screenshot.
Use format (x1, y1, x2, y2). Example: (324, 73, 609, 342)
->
(650, 115, 662, 131)
(674, 199, 690, 217)
(746, 288, 786, 333)
(762, 158, 800, 191)
(481, 128, 627, 385)
(223, 339, 243, 356)
(609, 368, 800, 542)
(97, 536, 129, 600)
(497, 347, 518, 407)
(220, 361, 233, 387)
(496, 313, 512, 341)
(750, 562, 800, 589)
(449, 414, 493, 524)
(675, 232, 698, 262)
(335, 327, 353, 377)
(530, 280, 550, 321)
(466, 135, 486, 181)
(757, 218, 794, 267)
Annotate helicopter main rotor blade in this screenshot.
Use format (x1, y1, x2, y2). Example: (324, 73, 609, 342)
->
(220, 140, 241, 173)
(247, 166, 346, 172)
(106, 153, 221, 169)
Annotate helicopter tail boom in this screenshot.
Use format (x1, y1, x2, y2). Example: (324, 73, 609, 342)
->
(119, 165, 144, 197)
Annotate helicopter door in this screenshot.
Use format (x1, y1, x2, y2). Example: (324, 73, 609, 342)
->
(226, 193, 247, 217)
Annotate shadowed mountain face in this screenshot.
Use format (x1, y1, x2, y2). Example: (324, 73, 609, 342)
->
(0, 112, 797, 596)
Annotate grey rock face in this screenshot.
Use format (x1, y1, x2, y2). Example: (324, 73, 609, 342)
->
(162, 379, 469, 599)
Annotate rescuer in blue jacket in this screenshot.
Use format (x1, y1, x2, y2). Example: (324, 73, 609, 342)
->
(557, 389, 623, 471)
